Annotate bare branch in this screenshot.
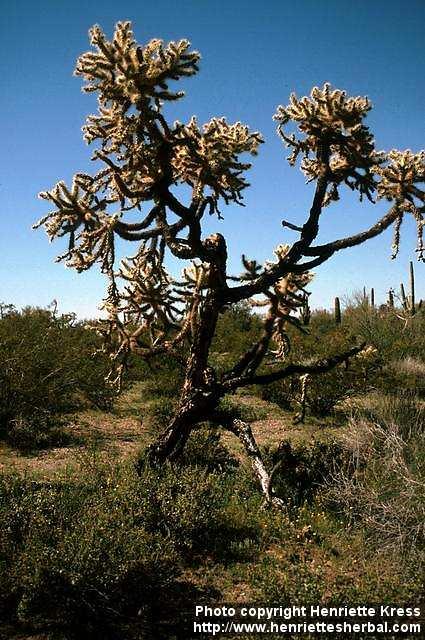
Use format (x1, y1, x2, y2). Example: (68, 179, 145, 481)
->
(223, 343, 366, 391)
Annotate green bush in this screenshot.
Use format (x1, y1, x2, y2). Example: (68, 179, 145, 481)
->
(260, 378, 296, 410)
(217, 395, 268, 423)
(130, 351, 185, 399)
(379, 356, 425, 399)
(343, 299, 425, 361)
(139, 465, 230, 554)
(210, 303, 262, 374)
(260, 336, 379, 418)
(0, 305, 114, 449)
(0, 469, 167, 633)
(264, 438, 348, 506)
(142, 397, 178, 436)
(181, 427, 239, 472)
(4, 412, 73, 451)
(0, 458, 230, 636)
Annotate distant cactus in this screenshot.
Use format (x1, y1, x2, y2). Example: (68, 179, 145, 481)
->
(410, 261, 416, 316)
(400, 283, 408, 310)
(334, 296, 341, 324)
(399, 262, 417, 315)
(300, 292, 311, 326)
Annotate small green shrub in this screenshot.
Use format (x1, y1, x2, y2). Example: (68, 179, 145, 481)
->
(264, 439, 348, 506)
(0, 458, 231, 636)
(379, 356, 425, 399)
(343, 300, 425, 362)
(0, 305, 114, 450)
(139, 465, 230, 554)
(210, 303, 262, 374)
(260, 379, 295, 410)
(217, 395, 268, 422)
(142, 397, 178, 435)
(259, 314, 381, 416)
(181, 428, 239, 472)
(4, 412, 74, 451)
(132, 353, 185, 400)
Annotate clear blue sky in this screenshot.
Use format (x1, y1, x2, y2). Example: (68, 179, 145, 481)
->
(2, 0, 424, 317)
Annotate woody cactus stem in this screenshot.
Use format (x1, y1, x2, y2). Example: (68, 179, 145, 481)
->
(410, 261, 416, 316)
(228, 419, 284, 508)
(334, 296, 341, 324)
(388, 289, 395, 308)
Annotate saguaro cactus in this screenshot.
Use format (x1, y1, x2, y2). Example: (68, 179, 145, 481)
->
(410, 261, 416, 315)
(399, 262, 417, 315)
(334, 296, 342, 325)
(400, 283, 408, 310)
(300, 292, 311, 326)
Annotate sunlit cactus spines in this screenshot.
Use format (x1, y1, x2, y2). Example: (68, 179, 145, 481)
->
(374, 150, 425, 260)
(273, 83, 383, 204)
(35, 21, 423, 502)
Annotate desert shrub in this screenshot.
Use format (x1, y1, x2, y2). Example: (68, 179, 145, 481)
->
(181, 428, 239, 472)
(0, 458, 230, 636)
(0, 470, 175, 636)
(216, 395, 269, 423)
(260, 380, 294, 409)
(250, 508, 422, 606)
(379, 356, 425, 398)
(210, 303, 262, 373)
(139, 465, 230, 554)
(3, 412, 74, 451)
(263, 439, 348, 506)
(260, 343, 379, 417)
(142, 397, 178, 436)
(326, 392, 425, 550)
(303, 351, 380, 417)
(0, 305, 114, 449)
(257, 300, 424, 417)
(132, 352, 185, 399)
(343, 298, 425, 361)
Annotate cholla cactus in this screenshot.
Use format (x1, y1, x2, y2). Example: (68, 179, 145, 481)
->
(173, 117, 263, 214)
(274, 84, 383, 204)
(35, 21, 423, 502)
(374, 150, 425, 260)
(76, 22, 200, 107)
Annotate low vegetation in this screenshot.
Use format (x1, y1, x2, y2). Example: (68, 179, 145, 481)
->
(0, 305, 114, 450)
(0, 299, 424, 638)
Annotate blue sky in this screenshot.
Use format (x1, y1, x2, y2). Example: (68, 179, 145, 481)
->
(1, 0, 424, 317)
